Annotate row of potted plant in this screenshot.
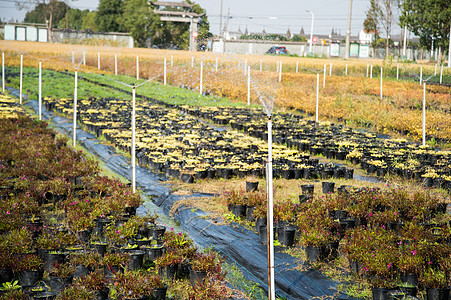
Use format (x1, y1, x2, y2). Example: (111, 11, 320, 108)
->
(42, 96, 355, 183)
(223, 181, 450, 299)
(0, 105, 232, 299)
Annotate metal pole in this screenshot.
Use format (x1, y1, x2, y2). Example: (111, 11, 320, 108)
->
(219, 0, 223, 37)
(420, 67, 422, 85)
(422, 82, 426, 146)
(323, 64, 326, 88)
(38, 61, 42, 120)
(164, 58, 167, 85)
(115, 54, 117, 76)
(247, 66, 251, 106)
(345, 64, 348, 75)
(191, 56, 194, 68)
(215, 57, 218, 72)
(316, 73, 319, 122)
(266, 117, 275, 300)
(98, 52, 100, 70)
(131, 86, 136, 193)
(73, 70, 78, 147)
(396, 63, 399, 80)
(380, 67, 383, 99)
(279, 61, 282, 82)
(296, 61, 299, 73)
(440, 65, 443, 84)
(370, 64, 373, 79)
(200, 61, 203, 95)
(136, 56, 139, 80)
(329, 63, 332, 76)
(171, 55, 174, 66)
(1, 52, 4, 93)
(306, 10, 314, 56)
(345, 0, 353, 59)
(19, 54, 23, 104)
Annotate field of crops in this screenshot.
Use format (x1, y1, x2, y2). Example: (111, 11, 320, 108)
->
(1, 40, 450, 143)
(0, 40, 451, 300)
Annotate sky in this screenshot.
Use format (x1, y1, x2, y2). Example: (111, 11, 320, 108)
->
(0, 0, 402, 37)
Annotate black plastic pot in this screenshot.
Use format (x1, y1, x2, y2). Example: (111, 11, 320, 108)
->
(125, 250, 145, 271)
(19, 269, 44, 287)
(279, 227, 296, 247)
(246, 206, 255, 221)
(95, 289, 110, 300)
(232, 205, 246, 219)
(305, 245, 326, 262)
(0, 268, 14, 284)
(255, 218, 267, 232)
(322, 182, 335, 194)
(300, 184, 314, 195)
(189, 268, 207, 286)
(76, 229, 92, 244)
(152, 226, 166, 239)
(344, 168, 354, 179)
(48, 276, 72, 293)
(90, 242, 108, 257)
(94, 218, 112, 237)
(141, 245, 164, 262)
(371, 287, 391, 300)
(181, 173, 194, 183)
(259, 226, 267, 245)
(399, 286, 417, 297)
(44, 252, 67, 272)
(159, 264, 178, 280)
(245, 181, 259, 192)
(30, 291, 58, 300)
(151, 285, 168, 300)
(426, 288, 450, 300)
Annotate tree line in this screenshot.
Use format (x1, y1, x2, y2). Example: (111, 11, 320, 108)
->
(363, 0, 450, 61)
(20, 0, 210, 49)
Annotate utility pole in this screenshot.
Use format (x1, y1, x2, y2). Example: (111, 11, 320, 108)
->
(345, 0, 353, 59)
(219, 0, 223, 38)
(225, 8, 230, 38)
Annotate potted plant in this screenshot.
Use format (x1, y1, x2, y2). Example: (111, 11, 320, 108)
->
(189, 249, 224, 286)
(78, 269, 110, 300)
(0, 280, 26, 300)
(48, 262, 75, 293)
(15, 254, 44, 287)
(114, 270, 152, 300)
(56, 284, 93, 300)
(155, 251, 183, 280)
(420, 268, 450, 300)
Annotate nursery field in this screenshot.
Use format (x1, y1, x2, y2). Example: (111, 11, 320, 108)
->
(0, 40, 451, 300)
(1, 40, 451, 144)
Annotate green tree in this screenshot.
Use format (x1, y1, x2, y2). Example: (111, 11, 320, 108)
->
(120, 0, 155, 47)
(400, 0, 451, 62)
(24, 0, 68, 28)
(95, 0, 124, 32)
(363, 0, 379, 34)
(81, 11, 98, 31)
(59, 8, 90, 29)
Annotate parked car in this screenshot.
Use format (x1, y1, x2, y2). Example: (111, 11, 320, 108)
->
(266, 46, 288, 55)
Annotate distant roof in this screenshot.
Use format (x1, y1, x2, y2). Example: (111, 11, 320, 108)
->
(153, 1, 193, 8)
